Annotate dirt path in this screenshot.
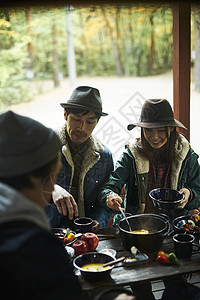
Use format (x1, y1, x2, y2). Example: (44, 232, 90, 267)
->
(7, 71, 200, 161)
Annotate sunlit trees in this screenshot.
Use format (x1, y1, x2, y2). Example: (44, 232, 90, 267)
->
(0, 5, 198, 108)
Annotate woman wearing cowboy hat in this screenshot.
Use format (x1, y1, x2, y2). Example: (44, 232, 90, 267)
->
(99, 98, 200, 300)
(99, 98, 200, 217)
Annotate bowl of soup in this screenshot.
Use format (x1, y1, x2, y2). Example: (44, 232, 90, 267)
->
(73, 252, 116, 281)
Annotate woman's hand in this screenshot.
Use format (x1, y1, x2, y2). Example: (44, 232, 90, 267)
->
(106, 192, 123, 211)
(177, 188, 190, 209)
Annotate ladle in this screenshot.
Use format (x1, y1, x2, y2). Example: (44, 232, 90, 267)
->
(119, 206, 132, 232)
(109, 192, 132, 231)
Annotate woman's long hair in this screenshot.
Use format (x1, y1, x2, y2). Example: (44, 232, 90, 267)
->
(136, 127, 178, 163)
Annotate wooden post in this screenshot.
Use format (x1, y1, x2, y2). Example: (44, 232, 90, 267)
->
(173, 3, 191, 141)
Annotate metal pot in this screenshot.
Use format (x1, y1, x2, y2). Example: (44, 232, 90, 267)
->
(119, 214, 169, 254)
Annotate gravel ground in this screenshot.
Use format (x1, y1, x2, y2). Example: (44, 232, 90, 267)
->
(7, 71, 200, 162)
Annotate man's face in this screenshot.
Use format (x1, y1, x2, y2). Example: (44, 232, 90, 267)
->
(66, 111, 98, 144)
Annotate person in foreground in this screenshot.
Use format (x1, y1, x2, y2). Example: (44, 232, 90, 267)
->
(46, 86, 114, 231)
(99, 99, 200, 300)
(0, 111, 81, 300)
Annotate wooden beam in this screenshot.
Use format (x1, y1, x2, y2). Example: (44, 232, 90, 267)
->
(173, 3, 191, 141)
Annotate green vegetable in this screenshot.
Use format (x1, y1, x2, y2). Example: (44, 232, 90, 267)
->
(168, 252, 179, 265)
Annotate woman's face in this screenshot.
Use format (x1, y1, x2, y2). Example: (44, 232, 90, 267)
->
(143, 127, 170, 149)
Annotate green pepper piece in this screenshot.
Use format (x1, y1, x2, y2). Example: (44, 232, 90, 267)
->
(168, 252, 179, 265)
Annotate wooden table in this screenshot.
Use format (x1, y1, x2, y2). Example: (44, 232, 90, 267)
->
(75, 227, 200, 298)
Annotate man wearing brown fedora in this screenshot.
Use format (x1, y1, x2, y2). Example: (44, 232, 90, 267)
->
(45, 86, 113, 231)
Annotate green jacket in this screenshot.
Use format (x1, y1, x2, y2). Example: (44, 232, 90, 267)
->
(99, 135, 200, 217)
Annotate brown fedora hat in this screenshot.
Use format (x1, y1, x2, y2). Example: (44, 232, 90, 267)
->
(60, 86, 108, 116)
(127, 99, 187, 130)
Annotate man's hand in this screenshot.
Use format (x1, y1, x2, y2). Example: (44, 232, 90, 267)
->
(52, 184, 79, 220)
(177, 188, 190, 209)
(92, 220, 100, 233)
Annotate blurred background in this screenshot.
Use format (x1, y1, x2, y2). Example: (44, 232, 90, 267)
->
(0, 4, 199, 161)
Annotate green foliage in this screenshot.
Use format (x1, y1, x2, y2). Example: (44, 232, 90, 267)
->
(0, 13, 33, 108)
(0, 79, 32, 110)
(0, 42, 27, 87)
(72, 5, 173, 76)
(0, 6, 175, 108)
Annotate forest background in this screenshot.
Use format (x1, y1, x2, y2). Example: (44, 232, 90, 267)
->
(0, 4, 200, 110)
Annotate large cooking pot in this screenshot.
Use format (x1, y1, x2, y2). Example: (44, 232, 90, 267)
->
(119, 214, 169, 254)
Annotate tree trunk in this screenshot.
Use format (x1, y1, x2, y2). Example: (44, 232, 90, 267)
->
(115, 7, 125, 75)
(150, 13, 155, 74)
(101, 6, 123, 76)
(120, 13, 130, 76)
(52, 22, 60, 87)
(128, 6, 135, 76)
(25, 8, 34, 79)
(66, 6, 76, 87)
(78, 9, 91, 74)
(194, 5, 200, 91)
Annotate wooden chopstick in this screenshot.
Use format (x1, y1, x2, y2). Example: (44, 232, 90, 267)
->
(103, 256, 125, 267)
(97, 234, 115, 238)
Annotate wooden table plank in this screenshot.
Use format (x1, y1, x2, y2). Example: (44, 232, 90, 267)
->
(79, 254, 200, 292)
(76, 228, 200, 292)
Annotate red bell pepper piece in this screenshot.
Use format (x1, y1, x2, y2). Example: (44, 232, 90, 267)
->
(157, 255, 171, 265)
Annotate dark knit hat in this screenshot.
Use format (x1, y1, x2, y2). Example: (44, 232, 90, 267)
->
(0, 111, 61, 177)
(60, 86, 108, 116)
(128, 99, 187, 130)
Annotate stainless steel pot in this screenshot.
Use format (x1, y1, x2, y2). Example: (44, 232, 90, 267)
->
(119, 214, 169, 254)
